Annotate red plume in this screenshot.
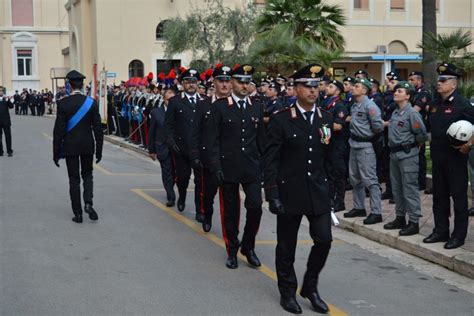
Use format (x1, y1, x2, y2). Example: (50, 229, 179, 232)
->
(205, 68, 213, 77)
(158, 72, 165, 82)
(167, 69, 176, 80)
(178, 66, 187, 74)
(147, 72, 153, 82)
(200, 72, 206, 81)
(214, 63, 223, 69)
(232, 64, 241, 71)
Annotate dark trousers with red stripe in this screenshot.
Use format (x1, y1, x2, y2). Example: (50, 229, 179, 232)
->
(276, 212, 332, 298)
(175, 152, 202, 214)
(219, 180, 262, 255)
(202, 167, 219, 220)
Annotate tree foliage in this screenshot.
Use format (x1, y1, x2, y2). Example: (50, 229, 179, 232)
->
(162, 0, 255, 67)
(248, 0, 346, 74)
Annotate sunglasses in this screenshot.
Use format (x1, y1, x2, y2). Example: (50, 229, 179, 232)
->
(437, 76, 457, 83)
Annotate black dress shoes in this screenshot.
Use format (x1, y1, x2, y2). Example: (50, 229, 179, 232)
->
(72, 215, 83, 223)
(383, 216, 406, 230)
(241, 249, 261, 267)
(226, 254, 238, 269)
(166, 200, 175, 207)
(84, 204, 98, 221)
(363, 213, 383, 225)
(444, 238, 465, 249)
(423, 232, 449, 244)
(343, 208, 366, 218)
(177, 197, 185, 212)
(7, 152, 13, 157)
(300, 288, 329, 314)
(195, 213, 204, 223)
(469, 207, 474, 217)
(333, 203, 345, 212)
(202, 217, 212, 233)
(389, 198, 395, 204)
(399, 221, 419, 236)
(424, 188, 433, 195)
(280, 296, 302, 314)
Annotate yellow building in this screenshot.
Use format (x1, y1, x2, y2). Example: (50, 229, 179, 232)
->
(0, 0, 69, 94)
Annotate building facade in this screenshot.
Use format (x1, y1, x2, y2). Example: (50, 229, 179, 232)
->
(0, 0, 69, 93)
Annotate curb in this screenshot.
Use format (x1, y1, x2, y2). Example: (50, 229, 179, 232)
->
(104, 134, 473, 279)
(337, 216, 473, 279)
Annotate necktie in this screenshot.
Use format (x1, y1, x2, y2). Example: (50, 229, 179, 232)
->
(304, 111, 313, 126)
(238, 100, 245, 115)
(190, 97, 196, 107)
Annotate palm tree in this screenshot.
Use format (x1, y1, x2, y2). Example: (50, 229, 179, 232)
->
(249, 0, 346, 74)
(421, 0, 437, 87)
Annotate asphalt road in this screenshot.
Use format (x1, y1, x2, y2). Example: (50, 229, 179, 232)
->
(0, 114, 473, 316)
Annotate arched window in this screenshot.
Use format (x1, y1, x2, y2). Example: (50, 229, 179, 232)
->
(388, 40, 408, 54)
(156, 20, 170, 40)
(129, 59, 144, 78)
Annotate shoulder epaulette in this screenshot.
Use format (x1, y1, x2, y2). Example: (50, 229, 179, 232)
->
(273, 107, 290, 115)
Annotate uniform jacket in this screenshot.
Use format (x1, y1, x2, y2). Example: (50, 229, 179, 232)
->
(209, 95, 266, 183)
(165, 92, 206, 157)
(53, 93, 103, 158)
(264, 104, 333, 215)
(189, 95, 221, 166)
(0, 97, 13, 126)
(429, 90, 474, 150)
(349, 95, 384, 149)
(322, 96, 349, 142)
(388, 103, 428, 160)
(148, 106, 170, 161)
(412, 85, 432, 124)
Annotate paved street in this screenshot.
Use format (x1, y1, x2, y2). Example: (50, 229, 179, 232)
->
(1, 114, 473, 316)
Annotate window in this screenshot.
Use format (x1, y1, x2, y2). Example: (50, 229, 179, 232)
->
(156, 20, 170, 40)
(390, 0, 405, 10)
(129, 60, 144, 78)
(12, 0, 33, 26)
(354, 0, 369, 9)
(17, 49, 32, 76)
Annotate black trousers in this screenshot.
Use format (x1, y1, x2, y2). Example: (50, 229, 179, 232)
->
(20, 104, 27, 115)
(201, 166, 219, 219)
(431, 146, 469, 240)
(0, 124, 13, 154)
(276, 212, 332, 298)
(328, 141, 347, 206)
(418, 143, 427, 189)
(65, 155, 94, 215)
(219, 180, 263, 255)
(174, 152, 202, 214)
(159, 155, 176, 203)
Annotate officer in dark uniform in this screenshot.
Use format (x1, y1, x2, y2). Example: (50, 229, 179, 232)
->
(0, 89, 14, 157)
(264, 64, 333, 314)
(209, 64, 265, 269)
(13, 90, 21, 115)
(189, 65, 233, 233)
(408, 71, 432, 191)
(264, 81, 285, 125)
(343, 76, 356, 111)
(355, 69, 369, 79)
(53, 70, 103, 223)
(322, 79, 349, 212)
(423, 63, 474, 249)
(165, 68, 206, 222)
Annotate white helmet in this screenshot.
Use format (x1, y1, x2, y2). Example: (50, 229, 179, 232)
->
(446, 120, 473, 146)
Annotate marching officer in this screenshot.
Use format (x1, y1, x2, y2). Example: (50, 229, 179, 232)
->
(0, 89, 14, 157)
(209, 64, 265, 269)
(149, 93, 176, 208)
(344, 78, 384, 224)
(189, 65, 233, 233)
(322, 79, 349, 212)
(423, 63, 474, 249)
(264, 81, 285, 124)
(165, 68, 206, 222)
(408, 71, 432, 192)
(264, 64, 333, 314)
(53, 70, 103, 223)
(383, 81, 427, 235)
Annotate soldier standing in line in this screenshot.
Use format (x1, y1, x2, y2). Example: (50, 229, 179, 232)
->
(0, 89, 14, 157)
(344, 78, 384, 225)
(383, 81, 427, 235)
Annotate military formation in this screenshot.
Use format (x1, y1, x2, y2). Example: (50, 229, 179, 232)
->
(40, 61, 473, 315)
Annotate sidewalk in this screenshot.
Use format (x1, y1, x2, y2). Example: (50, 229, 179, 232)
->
(104, 134, 474, 279)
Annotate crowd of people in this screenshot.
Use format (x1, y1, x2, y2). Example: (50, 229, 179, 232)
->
(89, 62, 474, 313)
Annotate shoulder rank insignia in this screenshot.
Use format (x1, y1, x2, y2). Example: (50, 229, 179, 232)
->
(227, 96, 234, 107)
(290, 107, 297, 119)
